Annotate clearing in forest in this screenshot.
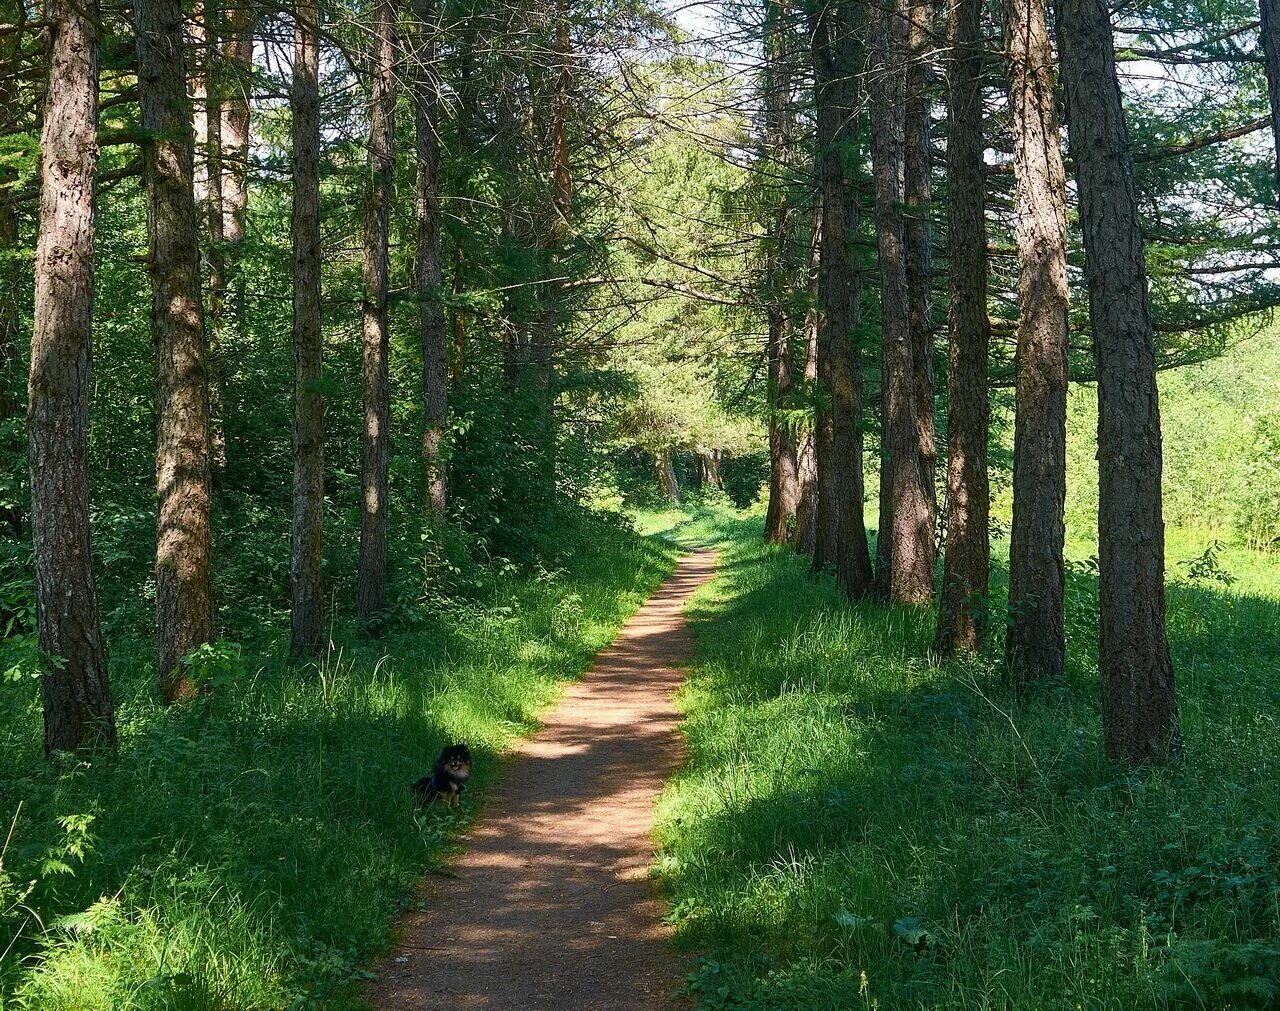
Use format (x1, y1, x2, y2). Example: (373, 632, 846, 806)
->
(366, 549, 716, 1010)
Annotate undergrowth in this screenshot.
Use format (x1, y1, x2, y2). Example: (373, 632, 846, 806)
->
(0, 510, 675, 1010)
(657, 506, 1280, 1010)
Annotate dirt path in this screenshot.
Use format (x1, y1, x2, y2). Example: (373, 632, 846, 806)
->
(367, 549, 717, 1011)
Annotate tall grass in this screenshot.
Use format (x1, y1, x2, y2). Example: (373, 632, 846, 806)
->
(657, 507, 1280, 1010)
(0, 515, 675, 1010)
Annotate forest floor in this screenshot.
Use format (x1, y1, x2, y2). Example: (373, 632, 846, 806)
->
(365, 549, 716, 1010)
(650, 505, 1280, 1010)
(0, 515, 677, 1010)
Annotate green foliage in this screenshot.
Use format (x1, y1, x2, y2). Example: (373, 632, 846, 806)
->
(0, 514, 675, 1009)
(1065, 329, 1280, 551)
(655, 508, 1280, 1010)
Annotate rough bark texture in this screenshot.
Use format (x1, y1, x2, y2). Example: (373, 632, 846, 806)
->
(532, 0, 572, 419)
(934, 0, 991, 655)
(764, 308, 801, 544)
(414, 0, 447, 518)
(699, 450, 724, 489)
(220, 0, 252, 325)
(1260, 0, 1280, 204)
(1, 0, 25, 538)
(1005, 0, 1069, 680)
(762, 0, 800, 546)
(792, 262, 820, 556)
(290, 0, 324, 654)
(137, 0, 216, 702)
(810, 0, 873, 595)
(1057, 0, 1180, 763)
(904, 0, 938, 521)
(199, 0, 228, 472)
(30, 0, 115, 753)
(655, 450, 680, 503)
(870, 0, 934, 605)
(357, 0, 397, 624)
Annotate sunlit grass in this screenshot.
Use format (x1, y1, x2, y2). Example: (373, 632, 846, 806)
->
(0, 516, 676, 1010)
(657, 506, 1280, 1010)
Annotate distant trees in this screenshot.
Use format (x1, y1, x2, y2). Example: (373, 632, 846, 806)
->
(12, 0, 1263, 771)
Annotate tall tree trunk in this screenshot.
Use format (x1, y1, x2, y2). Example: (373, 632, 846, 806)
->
(1, 2, 25, 538)
(531, 0, 571, 426)
(220, 0, 253, 328)
(414, 0, 447, 518)
(904, 0, 938, 525)
(1057, 0, 1180, 763)
(762, 0, 800, 546)
(792, 244, 820, 556)
(1005, 0, 1069, 680)
(934, 0, 991, 655)
(200, 0, 228, 473)
(655, 449, 680, 503)
(29, 0, 114, 753)
(357, 0, 396, 623)
(450, 46, 474, 381)
(810, 0, 873, 594)
(764, 308, 801, 543)
(137, 0, 216, 702)
(699, 450, 724, 489)
(870, 0, 934, 605)
(290, 0, 324, 654)
(1260, 0, 1280, 204)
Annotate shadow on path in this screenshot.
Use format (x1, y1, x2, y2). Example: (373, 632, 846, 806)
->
(366, 549, 717, 1011)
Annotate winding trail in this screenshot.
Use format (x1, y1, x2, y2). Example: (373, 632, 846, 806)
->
(367, 549, 717, 1011)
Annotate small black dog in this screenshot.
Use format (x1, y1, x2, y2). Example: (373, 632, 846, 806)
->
(412, 743, 472, 807)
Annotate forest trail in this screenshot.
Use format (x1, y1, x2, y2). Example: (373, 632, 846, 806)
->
(366, 549, 717, 1010)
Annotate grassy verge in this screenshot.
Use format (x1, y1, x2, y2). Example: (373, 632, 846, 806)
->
(0, 514, 676, 1010)
(657, 507, 1280, 1010)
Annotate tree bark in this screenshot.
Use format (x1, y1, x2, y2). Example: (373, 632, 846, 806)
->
(1, 2, 25, 538)
(934, 0, 991, 655)
(199, 0, 228, 473)
(1057, 0, 1180, 763)
(655, 449, 680, 503)
(810, 0, 873, 595)
(762, 0, 800, 546)
(699, 450, 724, 490)
(220, 0, 253, 327)
(792, 248, 820, 556)
(904, 0, 938, 522)
(414, 0, 447, 518)
(1259, 0, 1280, 204)
(764, 308, 801, 543)
(136, 0, 216, 702)
(290, 0, 324, 654)
(1004, 0, 1069, 680)
(30, 0, 115, 753)
(532, 0, 571, 422)
(870, 0, 934, 605)
(357, 0, 396, 624)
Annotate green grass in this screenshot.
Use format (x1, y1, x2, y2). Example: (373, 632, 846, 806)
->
(656, 507, 1280, 1010)
(0, 514, 676, 1011)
